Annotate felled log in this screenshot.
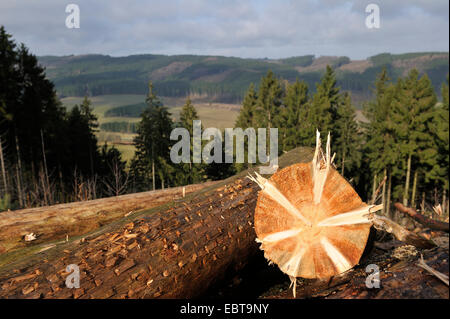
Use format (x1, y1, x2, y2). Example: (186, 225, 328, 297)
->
(394, 203, 449, 233)
(0, 182, 217, 254)
(0, 147, 314, 299)
(250, 132, 382, 294)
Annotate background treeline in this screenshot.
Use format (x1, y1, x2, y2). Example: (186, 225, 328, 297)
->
(0, 27, 129, 210)
(39, 51, 449, 104)
(104, 102, 147, 118)
(100, 122, 137, 134)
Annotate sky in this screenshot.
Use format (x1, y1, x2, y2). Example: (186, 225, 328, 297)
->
(0, 0, 448, 59)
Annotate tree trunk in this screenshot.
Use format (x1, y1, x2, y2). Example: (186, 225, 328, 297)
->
(0, 137, 7, 195)
(151, 160, 155, 191)
(382, 168, 387, 215)
(387, 172, 392, 219)
(58, 166, 65, 204)
(403, 154, 412, 206)
(443, 189, 447, 216)
(411, 170, 418, 209)
(421, 192, 426, 212)
(433, 187, 438, 219)
(15, 164, 23, 208)
(0, 148, 315, 299)
(40, 130, 51, 205)
(251, 135, 383, 287)
(15, 135, 24, 208)
(372, 173, 377, 203)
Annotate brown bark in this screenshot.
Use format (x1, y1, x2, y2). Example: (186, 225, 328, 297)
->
(152, 159, 155, 191)
(403, 154, 412, 206)
(387, 172, 392, 219)
(382, 168, 386, 215)
(0, 137, 7, 194)
(411, 170, 418, 208)
(371, 174, 377, 204)
(443, 189, 447, 216)
(14, 134, 24, 208)
(0, 147, 314, 299)
(395, 202, 449, 233)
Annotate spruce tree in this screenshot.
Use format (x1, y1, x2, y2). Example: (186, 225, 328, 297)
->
(391, 69, 438, 206)
(79, 96, 99, 177)
(99, 144, 128, 196)
(334, 92, 361, 178)
(281, 79, 309, 151)
(431, 76, 449, 208)
(234, 84, 258, 172)
(307, 65, 340, 145)
(363, 68, 398, 215)
(254, 70, 283, 130)
(176, 97, 205, 184)
(235, 83, 257, 129)
(66, 97, 101, 179)
(130, 82, 174, 191)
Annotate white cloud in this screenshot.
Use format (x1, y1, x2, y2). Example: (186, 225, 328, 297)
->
(0, 0, 448, 59)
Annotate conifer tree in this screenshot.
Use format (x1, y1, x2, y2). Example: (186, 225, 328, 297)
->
(79, 96, 99, 176)
(130, 82, 174, 191)
(280, 79, 309, 151)
(234, 84, 258, 172)
(99, 144, 128, 197)
(431, 76, 449, 210)
(307, 65, 340, 145)
(235, 83, 257, 129)
(66, 97, 101, 179)
(176, 97, 205, 184)
(391, 69, 438, 206)
(334, 92, 361, 178)
(363, 68, 398, 215)
(254, 70, 283, 130)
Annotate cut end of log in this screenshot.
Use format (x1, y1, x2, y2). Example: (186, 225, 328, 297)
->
(252, 132, 372, 285)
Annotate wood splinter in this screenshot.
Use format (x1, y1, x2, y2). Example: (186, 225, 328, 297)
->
(249, 130, 383, 297)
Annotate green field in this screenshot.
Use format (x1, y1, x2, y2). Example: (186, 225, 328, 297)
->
(61, 94, 145, 122)
(61, 94, 240, 163)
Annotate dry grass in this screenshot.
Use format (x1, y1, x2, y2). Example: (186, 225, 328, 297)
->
(338, 60, 373, 73)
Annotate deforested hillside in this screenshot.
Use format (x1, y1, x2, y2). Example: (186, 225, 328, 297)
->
(38, 52, 449, 105)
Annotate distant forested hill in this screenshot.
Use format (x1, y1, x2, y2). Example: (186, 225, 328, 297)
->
(38, 52, 449, 105)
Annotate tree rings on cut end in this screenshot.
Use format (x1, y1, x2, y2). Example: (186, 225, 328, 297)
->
(253, 163, 372, 279)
